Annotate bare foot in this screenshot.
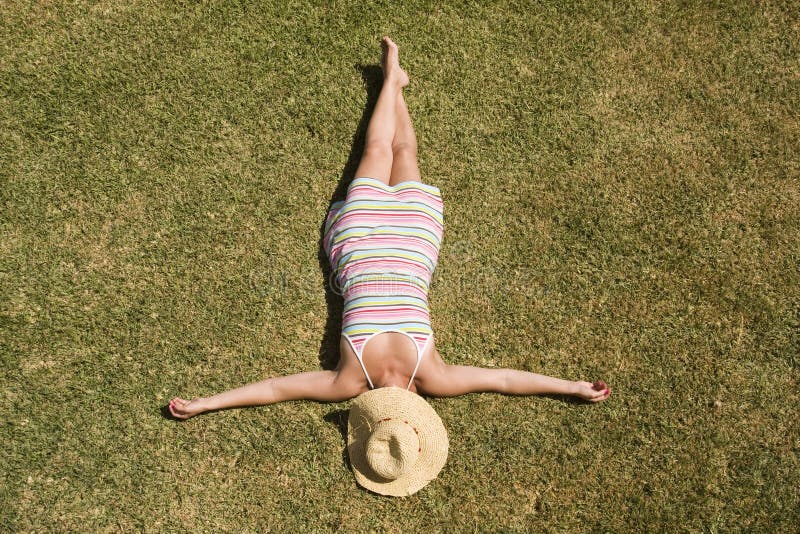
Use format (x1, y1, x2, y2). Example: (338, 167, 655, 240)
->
(381, 36, 409, 88)
(168, 397, 206, 420)
(574, 381, 611, 403)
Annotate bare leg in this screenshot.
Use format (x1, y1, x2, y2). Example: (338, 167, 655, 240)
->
(389, 92, 422, 185)
(353, 37, 409, 184)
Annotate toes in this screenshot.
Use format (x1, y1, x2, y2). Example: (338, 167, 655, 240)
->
(381, 36, 398, 56)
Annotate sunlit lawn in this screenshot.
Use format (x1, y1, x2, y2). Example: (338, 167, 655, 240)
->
(2, 0, 798, 531)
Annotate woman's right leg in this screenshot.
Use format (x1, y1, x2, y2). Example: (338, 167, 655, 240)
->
(353, 37, 408, 184)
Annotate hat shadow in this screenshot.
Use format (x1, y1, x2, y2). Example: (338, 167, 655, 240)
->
(324, 408, 352, 473)
(316, 64, 383, 371)
(324, 408, 408, 498)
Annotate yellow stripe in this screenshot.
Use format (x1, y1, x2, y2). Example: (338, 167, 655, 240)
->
(347, 250, 430, 263)
(346, 326, 433, 336)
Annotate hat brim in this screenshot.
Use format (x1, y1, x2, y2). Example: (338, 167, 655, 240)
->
(348, 387, 448, 496)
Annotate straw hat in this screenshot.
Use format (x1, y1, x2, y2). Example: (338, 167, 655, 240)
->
(347, 387, 448, 496)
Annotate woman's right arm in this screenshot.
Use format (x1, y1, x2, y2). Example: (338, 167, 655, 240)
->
(169, 370, 363, 419)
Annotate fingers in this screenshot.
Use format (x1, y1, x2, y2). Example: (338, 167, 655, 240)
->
(588, 386, 611, 402)
(168, 398, 190, 419)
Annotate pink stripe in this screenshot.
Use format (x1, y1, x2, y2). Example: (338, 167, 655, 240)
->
(347, 282, 428, 298)
(346, 333, 430, 354)
(348, 184, 441, 199)
(333, 212, 442, 229)
(343, 257, 432, 272)
(341, 236, 440, 256)
(346, 310, 427, 318)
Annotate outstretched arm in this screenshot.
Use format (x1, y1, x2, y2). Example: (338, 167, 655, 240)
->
(418, 364, 611, 402)
(169, 370, 361, 420)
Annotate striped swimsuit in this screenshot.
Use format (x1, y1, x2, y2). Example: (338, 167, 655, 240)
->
(323, 177, 444, 389)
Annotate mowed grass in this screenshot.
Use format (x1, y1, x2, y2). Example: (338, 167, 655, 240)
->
(2, 0, 798, 531)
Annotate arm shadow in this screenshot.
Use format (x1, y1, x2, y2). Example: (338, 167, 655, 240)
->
(159, 404, 228, 421)
(316, 64, 384, 371)
(538, 393, 594, 405)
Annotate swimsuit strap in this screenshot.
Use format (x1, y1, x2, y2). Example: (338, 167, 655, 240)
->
(345, 331, 431, 390)
(352, 339, 375, 389)
(405, 335, 429, 389)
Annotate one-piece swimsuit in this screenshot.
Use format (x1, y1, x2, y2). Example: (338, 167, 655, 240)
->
(323, 177, 444, 389)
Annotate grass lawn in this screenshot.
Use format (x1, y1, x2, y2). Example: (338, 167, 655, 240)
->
(2, 0, 798, 531)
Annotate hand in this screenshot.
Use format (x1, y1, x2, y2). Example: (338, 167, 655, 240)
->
(573, 380, 611, 403)
(168, 397, 207, 419)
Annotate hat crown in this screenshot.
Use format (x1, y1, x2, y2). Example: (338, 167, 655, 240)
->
(365, 420, 420, 480)
(348, 387, 448, 496)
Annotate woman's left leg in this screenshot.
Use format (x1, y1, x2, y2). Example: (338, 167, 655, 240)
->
(353, 37, 409, 184)
(389, 91, 422, 185)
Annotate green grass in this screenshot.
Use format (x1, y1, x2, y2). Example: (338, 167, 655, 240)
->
(2, 0, 798, 531)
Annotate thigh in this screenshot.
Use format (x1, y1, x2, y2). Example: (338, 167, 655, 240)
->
(354, 144, 393, 184)
(389, 145, 421, 185)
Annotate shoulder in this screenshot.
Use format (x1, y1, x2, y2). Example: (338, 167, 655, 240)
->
(332, 349, 371, 397)
(334, 375, 370, 400)
(412, 347, 450, 394)
(415, 350, 506, 397)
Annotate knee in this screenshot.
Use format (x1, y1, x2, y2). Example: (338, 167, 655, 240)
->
(362, 140, 393, 160)
(392, 140, 417, 158)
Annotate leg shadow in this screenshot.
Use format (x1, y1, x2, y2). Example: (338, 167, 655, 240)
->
(317, 64, 384, 370)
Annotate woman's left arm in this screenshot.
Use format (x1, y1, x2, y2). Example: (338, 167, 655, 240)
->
(419, 364, 610, 402)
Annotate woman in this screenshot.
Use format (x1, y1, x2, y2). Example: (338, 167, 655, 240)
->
(168, 37, 610, 422)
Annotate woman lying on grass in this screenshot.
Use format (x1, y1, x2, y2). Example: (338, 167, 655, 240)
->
(169, 37, 611, 495)
(169, 36, 610, 419)
(168, 37, 610, 495)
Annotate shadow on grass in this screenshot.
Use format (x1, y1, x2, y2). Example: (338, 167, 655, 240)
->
(324, 408, 352, 473)
(162, 68, 383, 424)
(317, 64, 383, 371)
(324, 407, 427, 498)
(160, 403, 228, 421)
(540, 393, 590, 405)
(537, 391, 612, 405)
